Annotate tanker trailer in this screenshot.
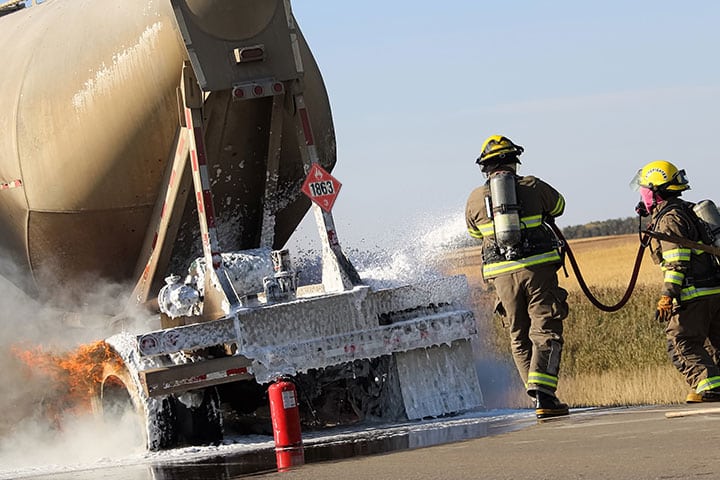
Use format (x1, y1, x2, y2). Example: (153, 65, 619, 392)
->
(0, 0, 334, 298)
(1, 0, 484, 450)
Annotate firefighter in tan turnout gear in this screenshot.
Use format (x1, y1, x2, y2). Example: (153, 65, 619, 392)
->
(465, 135, 570, 418)
(632, 160, 720, 402)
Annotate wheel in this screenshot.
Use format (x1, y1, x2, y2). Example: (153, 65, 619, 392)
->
(96, 333, 178, 450)
(174, 388, 223, 445)
(98, 333, 223, 450)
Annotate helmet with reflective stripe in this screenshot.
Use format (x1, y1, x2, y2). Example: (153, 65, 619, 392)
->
(476, 135, 524, 172)
(631, 160, 690, 193)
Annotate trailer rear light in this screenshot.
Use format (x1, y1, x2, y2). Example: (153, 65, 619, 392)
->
(233, 45, 265, 64)
(231, 79, 284, 101)
(232, 86, 246, 99)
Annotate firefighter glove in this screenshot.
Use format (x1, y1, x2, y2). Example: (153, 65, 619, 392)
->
(655, 295, 675, 323)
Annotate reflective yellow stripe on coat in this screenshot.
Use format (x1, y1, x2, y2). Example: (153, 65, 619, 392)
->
(662, 248, 692, 263)
(680, 285, 720, 303)
(482, 250, 561, 278)
(696, 376, 720, 393)
(549, 196, 565, 217)
(662, 268, 685, 286)
(473, 214, 545, 239)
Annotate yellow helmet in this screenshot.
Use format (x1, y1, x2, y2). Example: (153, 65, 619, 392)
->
(631, 160, 690, 193)
(476, 135, 524, 171)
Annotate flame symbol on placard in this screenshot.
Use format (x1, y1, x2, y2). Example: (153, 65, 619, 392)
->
(314, 166, 323, 179)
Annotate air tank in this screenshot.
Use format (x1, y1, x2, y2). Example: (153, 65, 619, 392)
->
(489, 171, 521, 258)
(694, 200, 720, 247)
(0, 0, 335, 301)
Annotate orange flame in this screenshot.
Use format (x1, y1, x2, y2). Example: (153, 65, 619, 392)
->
(12, 341, 125, 426)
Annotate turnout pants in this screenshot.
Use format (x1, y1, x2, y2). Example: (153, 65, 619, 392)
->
(491, 264, 569, 397)
(666, 294, 720, 392)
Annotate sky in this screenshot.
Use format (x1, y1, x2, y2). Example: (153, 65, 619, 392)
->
(289, 1, 720, 248)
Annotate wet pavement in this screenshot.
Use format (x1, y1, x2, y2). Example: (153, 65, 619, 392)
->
(1, 409, 535, 480)
(258, 404, 720, 480)
(6, 404, 720, 480)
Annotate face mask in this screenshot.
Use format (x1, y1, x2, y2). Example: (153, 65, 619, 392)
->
(639, 187, 660, 214)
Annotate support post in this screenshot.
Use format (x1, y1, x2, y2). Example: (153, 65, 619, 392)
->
(283, 2, 361, 291)
(180, 62, 240, 319)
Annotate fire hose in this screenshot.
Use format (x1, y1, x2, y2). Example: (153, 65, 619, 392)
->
(547, 221, 650, 313)
(546, 214, 720, 312)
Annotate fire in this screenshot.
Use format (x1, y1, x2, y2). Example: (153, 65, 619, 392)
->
(12, 341, 125, 426)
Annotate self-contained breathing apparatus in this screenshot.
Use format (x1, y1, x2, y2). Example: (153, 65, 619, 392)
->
(693, 199, 720, 251)
(483, 171, 559, 262)
(486, 171, 522, 260)
(642, 198, 720, 269)
(687, 199, 720, 271)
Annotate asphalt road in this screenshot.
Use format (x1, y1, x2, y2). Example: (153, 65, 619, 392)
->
(256, 404, 720, 480)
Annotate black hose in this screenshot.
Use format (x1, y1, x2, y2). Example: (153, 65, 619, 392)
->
(548, 222, 649, 312)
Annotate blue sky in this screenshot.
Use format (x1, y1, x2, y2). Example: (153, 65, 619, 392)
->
(290, 2, 720, 248)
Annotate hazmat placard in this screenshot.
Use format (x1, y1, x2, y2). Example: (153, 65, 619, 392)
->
(301, 163, 341, 212)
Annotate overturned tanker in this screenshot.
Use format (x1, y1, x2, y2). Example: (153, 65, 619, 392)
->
(0, 0, 483, 450)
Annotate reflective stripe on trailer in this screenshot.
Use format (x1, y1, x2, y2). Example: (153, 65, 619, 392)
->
(0, 179, 22, 190)
(180, 366, 250, 385)
(142, 361, 254, 397)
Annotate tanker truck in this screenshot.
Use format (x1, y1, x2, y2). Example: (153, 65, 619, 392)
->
(0, 0, 483, 450)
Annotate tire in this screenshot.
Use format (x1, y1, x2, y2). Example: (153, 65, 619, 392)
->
(97, 333, 179, 450)
(174, 387, 223, 446)
(98, 333, 223, 450)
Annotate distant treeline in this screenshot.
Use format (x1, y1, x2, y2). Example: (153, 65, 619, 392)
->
(561, 216, 648, 240)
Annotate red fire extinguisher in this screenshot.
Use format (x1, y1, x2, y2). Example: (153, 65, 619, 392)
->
(268, 377, 304, 472)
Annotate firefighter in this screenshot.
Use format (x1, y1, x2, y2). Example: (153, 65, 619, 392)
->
(465, 135, 569, 419)
(632, 160, 720, 402)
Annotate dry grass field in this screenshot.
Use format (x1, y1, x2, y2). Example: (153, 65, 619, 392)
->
(557, 234, 659, 290)
(443, 234, 691, 408)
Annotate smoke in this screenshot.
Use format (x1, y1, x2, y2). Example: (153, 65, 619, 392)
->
(0, 256, 149, 476)
(0, 408, 143, 476)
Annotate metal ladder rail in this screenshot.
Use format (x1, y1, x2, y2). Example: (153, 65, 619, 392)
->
(180, 64, 241, 318)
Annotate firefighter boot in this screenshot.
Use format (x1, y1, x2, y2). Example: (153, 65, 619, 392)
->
(535, 392, 569, 419)
(688, 388, 720, 403)
(686, 391, 703, 403)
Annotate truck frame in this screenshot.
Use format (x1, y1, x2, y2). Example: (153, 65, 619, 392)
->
(1, 0, 484, 450)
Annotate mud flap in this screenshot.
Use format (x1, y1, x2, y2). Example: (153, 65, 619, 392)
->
(393, 339, 483, 420)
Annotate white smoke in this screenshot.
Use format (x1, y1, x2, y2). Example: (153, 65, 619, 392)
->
(0, 256, 149, 476)
(0, 409, 143, 476)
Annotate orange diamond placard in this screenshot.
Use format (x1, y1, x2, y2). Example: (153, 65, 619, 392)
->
(301, 163, 342, 212)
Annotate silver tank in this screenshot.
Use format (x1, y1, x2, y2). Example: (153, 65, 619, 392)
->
(489, 171, 521, 257)
(0, 0, 335, 299)
(694, 200, 720, 247)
